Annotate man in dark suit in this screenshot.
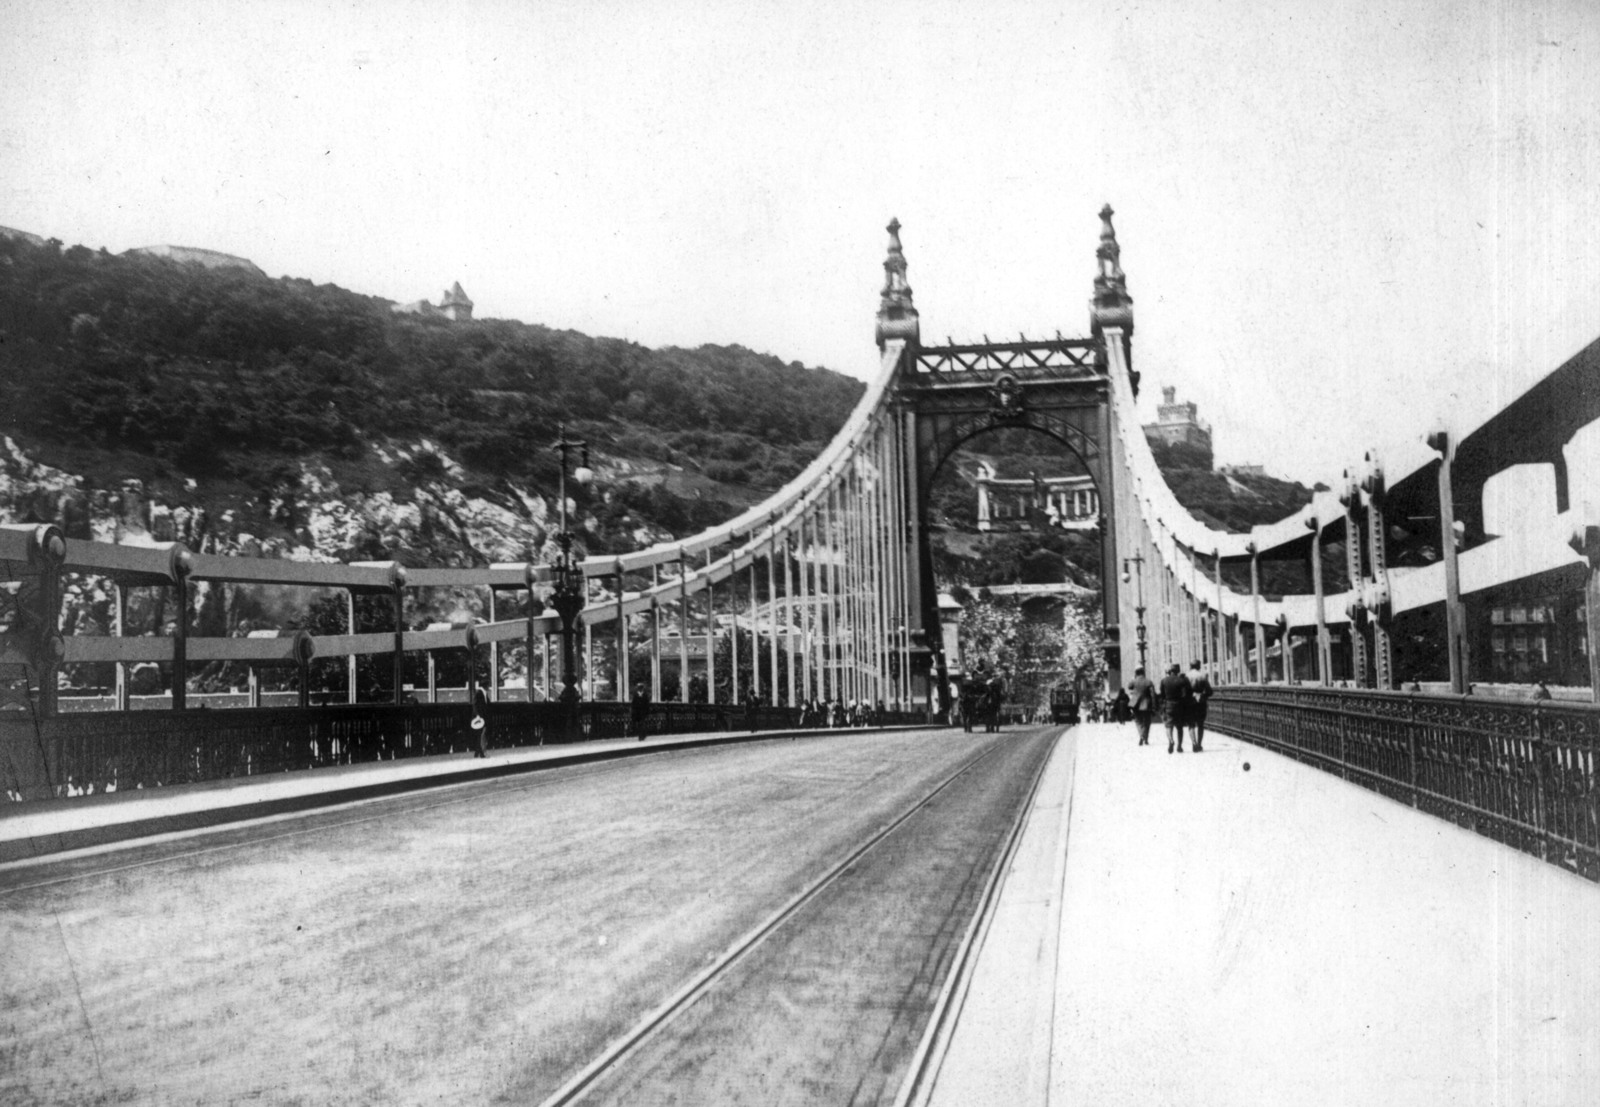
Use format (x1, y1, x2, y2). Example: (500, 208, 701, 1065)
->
(631, 682, 651, 741)
(1160, 663, 1192, 753)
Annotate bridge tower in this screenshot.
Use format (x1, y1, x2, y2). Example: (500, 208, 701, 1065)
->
(884, 208, 1132, 706)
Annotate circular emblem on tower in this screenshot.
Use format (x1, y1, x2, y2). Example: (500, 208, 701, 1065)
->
(991, 374, 1024, 421)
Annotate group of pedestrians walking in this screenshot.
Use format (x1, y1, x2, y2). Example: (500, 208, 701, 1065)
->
(1120, 660, 1212, 753)
(797, 698, 882, 728)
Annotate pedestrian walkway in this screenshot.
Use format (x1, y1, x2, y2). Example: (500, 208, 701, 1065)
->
(0, 723, 922, 866)
(926, 722, 1600, 1106)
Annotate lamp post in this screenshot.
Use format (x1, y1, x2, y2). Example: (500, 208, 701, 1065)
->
(550, 425, 594, 724)
(1122, 553, 1147, 670)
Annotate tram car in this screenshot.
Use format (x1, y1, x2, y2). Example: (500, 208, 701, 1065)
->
(1050, 685, 1080, 724)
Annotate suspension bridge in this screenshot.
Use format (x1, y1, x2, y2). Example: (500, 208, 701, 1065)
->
(3, 209, 1597, 1104)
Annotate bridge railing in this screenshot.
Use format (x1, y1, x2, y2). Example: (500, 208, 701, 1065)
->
(1208, 685, 1600, 882)
(0, 703, 931, 801)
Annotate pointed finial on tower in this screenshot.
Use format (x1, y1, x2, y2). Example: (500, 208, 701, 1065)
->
(1092, 204, 1132, 322)
(1089, 203, 1136, 391)
(876, 217, 920, 349)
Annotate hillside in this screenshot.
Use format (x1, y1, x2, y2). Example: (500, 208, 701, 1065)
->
(0, 234, 863, 570)
(1, 231, 1322, 679)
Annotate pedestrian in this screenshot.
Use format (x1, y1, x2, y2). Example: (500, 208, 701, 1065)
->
(1160, 663, 1192, 753)
(471, 685, 490, 758)
(1112, 686, 1129, 725)
(1126, 668, 1154, 745)
(631, 682, 651, 741)
(985, 672, 1006, 733)
(1187, 660, 1212, 752)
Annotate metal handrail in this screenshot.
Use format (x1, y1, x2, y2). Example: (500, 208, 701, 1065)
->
(0, 702, 931, 802)
(1208, 684, 1600, 882)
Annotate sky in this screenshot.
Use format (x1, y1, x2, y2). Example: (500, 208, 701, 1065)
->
(3, 0, 1598, 488)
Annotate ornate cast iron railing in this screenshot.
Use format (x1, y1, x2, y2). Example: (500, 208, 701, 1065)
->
(1208, 686, 1600, 882)
(0, 703, 931, 801)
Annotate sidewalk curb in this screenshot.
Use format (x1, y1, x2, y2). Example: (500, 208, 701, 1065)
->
(0, 725, 938, 865)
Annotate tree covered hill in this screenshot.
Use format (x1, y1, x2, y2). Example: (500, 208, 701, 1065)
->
(0, 233, 863, 564)
(0, 233, 1313, 586)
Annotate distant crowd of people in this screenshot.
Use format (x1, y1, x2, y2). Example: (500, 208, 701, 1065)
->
(628, 684, 888, 740)
(796, 698, 886, 729)
(1111, 660, 1214, 753)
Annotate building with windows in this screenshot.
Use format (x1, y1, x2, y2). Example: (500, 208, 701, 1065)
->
(1142, 385, 1213, 466)
(1485, 593, 1587, 685)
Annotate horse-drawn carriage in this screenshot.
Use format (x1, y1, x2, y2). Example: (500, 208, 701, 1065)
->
(957, 669, 1007, 733)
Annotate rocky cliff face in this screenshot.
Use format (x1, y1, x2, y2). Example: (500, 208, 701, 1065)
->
(2, 435, 557, 562)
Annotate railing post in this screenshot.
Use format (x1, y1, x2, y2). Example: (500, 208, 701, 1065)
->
(615, 560, 628, 706)
(1364, 454, 1396, 690)
(679, 551, 691, 702)
(1532, 701, 1550, 861)
(534, 569, 547, 710)
(465, 627, 479, 752)
(730, 575, 741, 706)
(113, 580, 129, 711)
(1309, 516, 1331, 686)
(1407, 692, 1419, 807)
(1341, 473, 1370, 688)
(1212, 550, 1224, 680)
(1574, 525, 1600, 703)
(345, 589, 358, 705)
(1338, 692, 1348, 779)
(649, 565, 660, 701)
(1428, 431, 1469, 693)
(584, 621, 594, 702)
(393, 568, 407, 706)
(1249, 543, 1263, 683)
(489, 585, 501, 704)
(171, 546, 192, 711)
(705, 550, 715, 704)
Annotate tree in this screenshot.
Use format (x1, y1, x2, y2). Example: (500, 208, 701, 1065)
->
(957, 590, 1105, 714)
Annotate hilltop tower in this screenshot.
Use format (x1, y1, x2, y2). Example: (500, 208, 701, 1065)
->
(1142, 385, 1213, 467)
(440, 282, 474, 321)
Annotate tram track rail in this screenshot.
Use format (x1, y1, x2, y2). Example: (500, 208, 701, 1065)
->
(892, 726, 1059, 1106)
(537, 729, 1059, 1107)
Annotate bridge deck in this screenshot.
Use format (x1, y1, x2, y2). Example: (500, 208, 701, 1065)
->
(928, 723, 1600, 1105)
